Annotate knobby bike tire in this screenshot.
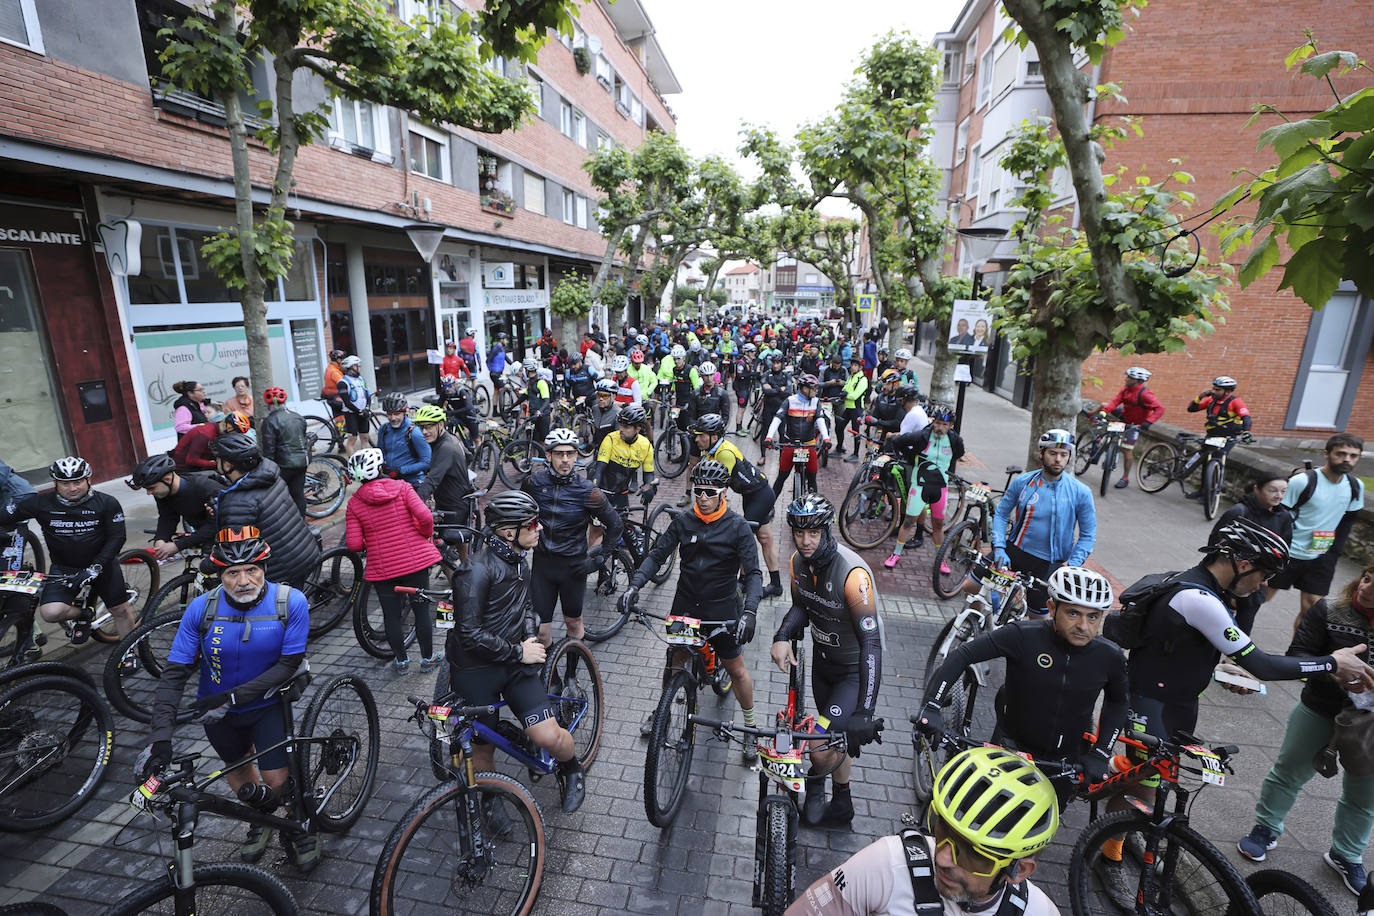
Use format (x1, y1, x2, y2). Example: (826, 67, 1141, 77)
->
(300, 672, 379, 832)
(580, 548, 634, 644)
(645, 505, 680, 586)
(1245, 868, 1339, 916)
(1074, 430, 1096, 475)
(497, 439, 546, 490)
(104, 861, 298, 915)
(644, 669, 697, 828)
(305, 415, 343, 456)
(304, 547, 363, 639)
(923, 615, 981, 738)
(911, 727, 938, 814)
(143, 571, 205, 628)
(944, 477, 968, 527)
(352, 582, 417, 659)
(91, 548, 160, 644)
(574, 415, 596, 457)
(0, 660, 96, 693)
(1099, 440, 1118, 497)
(931, 519, 980, 600)
(496, 386, 520, 416)
(304, 454, 349, 519)
(472, 385, 492, 418)
(0, 673, 114, 831)
(473, 440, 501, 493)
(371, 772, 544, 916)
(543, 637, 604, 769)
(760, 797, 796, 916)
(654, 428, 691, 479)
(1205, 461, 1224, 520)
(102, 610, 198, 725)
(838, 481, 899, 550)
(1068, 809, 1259, 916)
(1135, 442, 1177, 494)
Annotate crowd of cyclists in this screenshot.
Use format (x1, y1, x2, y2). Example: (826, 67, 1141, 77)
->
(1, 308, 1372, 915)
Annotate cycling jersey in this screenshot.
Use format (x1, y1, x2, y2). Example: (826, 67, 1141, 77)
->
(867, 393, 905, 434)
(786, 834, 1059, 916)
(926, 618, 1127, 759)
(693, 385, 732, 424)
(885, 428, 964, 480)
(767, 393, 832, 445)
(166, 582, 310, 712)
(448, 532, 537, 668)
(565, 367, 598, 399)
(153, 472, 221, 552)
(413, 429, 472, 511)
(898, 406, 930, 436)
(1188, 392, 1250, 435)
(991, 470, 1096, 567)
(842, 372, 871, 410)
(522, 467, 623, 558)
(627, 364, 657, 399)
(703, 438, 770, 495)
(612, 375, 642, 407)
(589, 402, 620, 453)
(338, 374, 370, 413)
(0, 491, 126, 571)
(1102, 384, 1165, 426)
(592, 433, 655, 495)
(629, 504, 761, 615)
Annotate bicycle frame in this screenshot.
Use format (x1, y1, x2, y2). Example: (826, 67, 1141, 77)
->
(428, 692, 589, 778)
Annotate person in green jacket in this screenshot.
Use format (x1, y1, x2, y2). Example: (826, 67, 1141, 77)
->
(837, 356, 871, 461)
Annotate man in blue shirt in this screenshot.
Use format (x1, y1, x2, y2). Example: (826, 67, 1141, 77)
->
(991, 429, 1097, 615)
(376, 392, 431, 487)
(137, 527, 317, 870)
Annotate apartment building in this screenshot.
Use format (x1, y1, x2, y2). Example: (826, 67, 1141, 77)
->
(723, 263, 760, 307)
(0, 0, 679, 481)
(769, 257, 835, 316)
(928, 0, 1371, 439)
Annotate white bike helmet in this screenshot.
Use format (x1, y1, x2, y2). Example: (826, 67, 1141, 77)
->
(50, 456, 92, 481)
(521, 358, 539, 374)
(340, 355, 361, 369)
(545, 428, 580, 450)
(537, 367, 553, 382)
(595, 379, 616, 393)
(671, 345, 686, 359)
(1047, 566, 1114, 610)
(1125, 367, 1151, 381)
(689, 340, 702, 352)
(1038, 428, 1075, 451)
(894, 348, 912, 360)
(743, 343, 757, 353)
(611, 355, 630, 373)
(699, 361, 717, 376)
(348, 448, 385, 482)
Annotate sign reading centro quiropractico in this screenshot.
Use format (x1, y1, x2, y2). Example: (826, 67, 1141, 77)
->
(135, 324, 290, 433)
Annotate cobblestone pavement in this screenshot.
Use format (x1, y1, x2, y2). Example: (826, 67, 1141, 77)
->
(0, 383, 1356, 912)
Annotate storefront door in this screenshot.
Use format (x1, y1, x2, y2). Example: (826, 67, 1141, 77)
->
(0, 249, 70, 480)
(370, 308, 434, 393)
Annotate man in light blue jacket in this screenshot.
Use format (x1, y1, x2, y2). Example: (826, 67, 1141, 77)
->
(991, 429, 1097, 615)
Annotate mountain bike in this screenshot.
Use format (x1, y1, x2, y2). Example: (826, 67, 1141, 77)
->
(0, 524, 46, 666)
(655, 405, 692, 479)
(112, 667, 378, 914)
(930, 465, 1023, 598)
(1, 560, 155, 649)
(1075, 412, 1137, 497)
(495, 414, 546, 490)
(0, 660, 115, 832)
(304, 452, 349, 519)
(1244, 869, 1337, 916)
(549, 396, 596, 457)
(580, 496, 678, 643)
(838, 443, 914, 550)
(1136, 431, 1252, 520)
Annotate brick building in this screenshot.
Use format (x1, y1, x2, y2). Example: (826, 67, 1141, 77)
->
(929, 0, 1371, 441)
(0, 0, 678, 482)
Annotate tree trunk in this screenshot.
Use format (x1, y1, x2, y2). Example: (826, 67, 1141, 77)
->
(929, 331, 957, 405)
(1025, 341, 1086, 469)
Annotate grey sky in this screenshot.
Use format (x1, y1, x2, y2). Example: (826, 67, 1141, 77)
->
(643, 0, 967, 166)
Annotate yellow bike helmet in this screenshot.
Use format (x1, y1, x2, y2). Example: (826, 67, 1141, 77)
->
(413, 405, 447, 425)
(929, 746, 1059, 868)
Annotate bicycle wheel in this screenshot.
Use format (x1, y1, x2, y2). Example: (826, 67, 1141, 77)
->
(0, 673, 114, 831)
(654, 428, 691, 479)
(1074, 430, 1096, 475)
(581, 548, 633, 644)
(303, 547, 363, 639)
(1246, 868, 1339, 916)
(472, 440, 500, 493)
(838, 481, 899, 550)
(472, 385, 492, 418)
(304, 415, 342, 456)
(1204, 461, 1224, 520)
(102, 610, 198, 724)
(645, 505, 679, 586)
(911, 727, 938, 813)
(104, 861, 298, 915)
(496, 386, 519, 416)
(943, 476, 967, 527)
(1099, 440, 1118, 497)
(1136, 442, 1177, 493)
(497, 439, 546, 490)
(542, 638, 603, 769)
(931, 519, 980, 599)
(304, 454, 349, 519)
(300, 672, 380, 832)
(143, 571, 205, 623)
(92, 548, 160, 643)
(0, 661, 96, 693)
(352, 583, 417, 659)
(573, 414, 596, 457)
(371, 772, 544, 916)
(1069, 809, 1259, 916)
(760, 797, 796, 916)
(643, 669, 697, 828)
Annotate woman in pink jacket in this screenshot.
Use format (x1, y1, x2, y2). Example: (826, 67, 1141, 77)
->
(344, 448, 442, 672)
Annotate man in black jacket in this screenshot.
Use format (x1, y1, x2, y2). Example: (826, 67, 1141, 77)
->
(258, 387, 310, 514)
(210, 433, 321, 590)
(413, 404, 474, 562)
(756, 353, 791, 450)
(883, 406, 964, 565)
(127, 453, 220, 561)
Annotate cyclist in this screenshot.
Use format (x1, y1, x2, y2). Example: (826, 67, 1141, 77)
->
(321, 349, 346, 418)
(1099, 366, 1164, 489)
(589, 379, 621, 454)
(458, 327, 482, 375)
(1184, 375, 1251, 498)
(763, 374, 832, 498)
(731, 343, 761, 435)
(837, 356, 872, 462)
(917, 566, 1126, 808)
(865, 369, 905, 440)
(335, 355, 372, 455)
(798, 344, 822, 377)
(137, 528, 317, 870)
(609, 355, 642, 407)
(819, 351, 847, 408)
(440, 340, 470, 384)
(757, 351, 791, 450)
(210, 433, 321, 590)
(128, 453, 220, 561)
(787, 747, 1061, 915)
(990, 430, 1096, 615)
(0, 456, 133, 641)
(258, 386, 309, 514)
(884, 404, 963, 568)
(587, 405, 656, 554)
(627, 348, 658, 405)
(1, 459, 39, 662)
(513, 358, 554, 444)
(663, 346, 702, 431)
(690, 413, 783, 598)
(770, 494, 885, 827)
(448, 491, 585, 813)
(374, 392, 430, 487)
(892, 347, 921, 394)
(486, 331, 511, 396)
(170, 409, 227, 472)
(619, 460, 763, 761)
(412, 404, 475, 558)
(437, 374, 482, 450)
(897, 386, 930, 436)
(692, 362, 731, 427)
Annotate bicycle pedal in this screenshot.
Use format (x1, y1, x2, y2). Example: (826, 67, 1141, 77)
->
(118, 656, 142, 673)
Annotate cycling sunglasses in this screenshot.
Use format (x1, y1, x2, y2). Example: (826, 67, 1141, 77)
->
(692, 486, 724, 499)
(926, 808, 1011, 878)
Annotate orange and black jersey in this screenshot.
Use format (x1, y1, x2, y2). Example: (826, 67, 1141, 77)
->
(1188, 392, 1250, 435)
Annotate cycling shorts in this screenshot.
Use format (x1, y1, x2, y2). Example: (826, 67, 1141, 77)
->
(811, 660, 860, 731)
(1121, 426, 1142, 448)
(778, 444, 819, 475)
(203, 704, 290, 771)
(670, 591, 742, 661)
(530, 557, 587, 623)
(1126, 693, 1199, 787)
(42, 563, 129, 609)
(906, 484, 948, 519)
(342, 411, 367, 435)
(449, 663, 552, 736)
(742, 487, 777, 526)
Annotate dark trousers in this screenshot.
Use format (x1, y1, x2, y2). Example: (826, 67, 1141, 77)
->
(280, 466, 307, 516)
(375, 568, 434, 661)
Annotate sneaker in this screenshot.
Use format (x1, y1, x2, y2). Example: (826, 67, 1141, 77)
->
(1237, 824, 1278, 862)
(760, 583, 784, 599)
(640, 712, 656, 738)
(1184, 490, 1203, 501)
(239, 822, 274, 863)
(709, 666, 732, 695)
(64, 607, 96, 646)
(281, 831, 322, 873)
(393, 657, 410, 673)
(843, 455, 860, 463)
(1326, 850, 1369, 895)
(1095, 857, 1138, 912)
(742, 739, 759, 766)
(911, 531, 925, 548)
(1114, 477, 1130, 489)
(419, 655, 441, 673)
(802, 780, 827, 827)
(12, 636, 41, 666)
(820, 791, 854, 828)
(884, 554, 901, 569)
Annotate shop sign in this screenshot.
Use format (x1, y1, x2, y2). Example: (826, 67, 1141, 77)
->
(0, 228, 84, 245)
(483, 262, 515, 288)
(135, 323, 290, 433)
(0, 203, 86, 247)
(485, 288, 548, 310)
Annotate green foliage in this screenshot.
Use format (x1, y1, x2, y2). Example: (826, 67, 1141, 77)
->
(573, 46, 591, 75)
(1216, 34, 1374, 308)
(549, 275, 592, 320)
(674, 285, 727, 310)
(198, 217, 295, 291)
(1008, 0, 1145, 64)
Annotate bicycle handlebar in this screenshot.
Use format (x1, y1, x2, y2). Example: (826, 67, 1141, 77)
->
(404, 694, 498, 719)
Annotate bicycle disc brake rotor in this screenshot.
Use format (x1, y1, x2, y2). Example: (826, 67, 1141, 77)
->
(320, 728, 355, 775)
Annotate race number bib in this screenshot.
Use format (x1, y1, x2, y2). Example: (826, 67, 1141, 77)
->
(1310, 530, 1336, 552)
(435, 600, 456, 631)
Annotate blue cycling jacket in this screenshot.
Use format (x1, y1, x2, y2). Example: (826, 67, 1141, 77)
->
(991, 469, 1096, 566)
(377, 418, 431, 484)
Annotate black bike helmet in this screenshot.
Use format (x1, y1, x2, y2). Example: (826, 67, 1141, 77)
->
(1205, 517, 1289, 576)
(786, 493, 835, 529)
(381, 392, 408, 412)
(691, 413, 727, 437)
(208, 432, 262, 469)
(690, 459, 730, 488)
(619, 406, 648, 426)
(897, 385, 920, 403)
(209, 526, 271, 568)
(128, 453, 177, 488)
(798, 374, 819, 389)
(485, 491, 540, 529)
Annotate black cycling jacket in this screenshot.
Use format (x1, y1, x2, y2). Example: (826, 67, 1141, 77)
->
(759, 370, 791, 407)
(414, 430, 473, 510)
(154, 472, 222, 551)
(867, 393, 905, 434)
(448, 533, 537, 667)
(629, 507, 761, 613)
(0, 491, 125, 570)
(522, 467, 623, 559)
(926, 619, 1129, 758)
(884, 427, 965, 475)
(259, 407, 309, 471)
(693, 386, 732, 427)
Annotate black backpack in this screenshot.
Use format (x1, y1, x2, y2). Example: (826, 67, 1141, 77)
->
(1103, 570, 1204, 650)
(1289, 465, 1362, 517)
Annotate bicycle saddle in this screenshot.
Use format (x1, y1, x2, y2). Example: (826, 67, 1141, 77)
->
(1004, 465, 1023, 475)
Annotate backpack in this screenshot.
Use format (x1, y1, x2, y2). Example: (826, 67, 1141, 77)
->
(1289, 466, 1362, 516)
(1103, 570, 1194, 650)
(198, 583, 292, 640)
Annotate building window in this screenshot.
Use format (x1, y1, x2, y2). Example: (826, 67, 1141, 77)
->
(955, 118, 970, 164)
(967, 145, 981, 198)
(478, 153, 515, 212)
(408, 123, 449, 182)
(962, 34, 978, 83)
(561, 189, 576, 224)
(575, 195, 588, 229)
(523, 170, 545, 214)
(597, 131, 613, 150)
(1024, 46, 1043, 82)
(528, 73, 544, 116)
(559, 99, 573, 136)
(0, 0, 42, 52)
(572, 110, 586, 146)
(329, 98, 391, 159)
(941, 49, 961, 86)
(560, 19, 586, 50)
(1289, 290, 1372, 428)
(595, 53, 614, 89)
(978, 47, 994, 107)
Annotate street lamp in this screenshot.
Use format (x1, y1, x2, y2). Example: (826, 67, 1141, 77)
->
(404, 222, 447, 392)
(950, 226, 1008, 433)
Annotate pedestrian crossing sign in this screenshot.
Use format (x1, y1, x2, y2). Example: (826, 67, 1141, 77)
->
(856, 294, 875, 312)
